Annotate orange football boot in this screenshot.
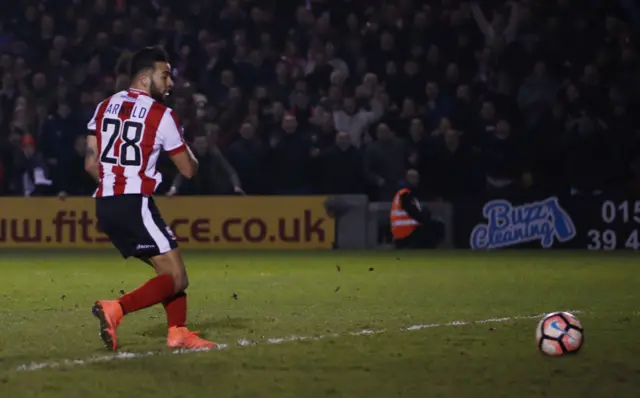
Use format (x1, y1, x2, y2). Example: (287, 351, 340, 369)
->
(167, 326, 217, 349)
(91, 300, 123, 350)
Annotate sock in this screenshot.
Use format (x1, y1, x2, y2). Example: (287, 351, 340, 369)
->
(119, 274, 175, 314)
(163, 291, 187, 328)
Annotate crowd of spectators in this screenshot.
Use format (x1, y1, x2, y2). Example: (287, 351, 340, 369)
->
(1, 0, 639, 202)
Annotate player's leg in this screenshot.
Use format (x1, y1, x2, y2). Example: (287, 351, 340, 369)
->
(146, 249, 188, 330)
(100, 196, 183, 314)
(135, 203, 189, 332)
(145, 248, 215, 349)
(130, 197, 215, 349)
(115, 251, 181, 315)
(122, 249, 188, 325)
(92, 196, 215, 350)
(92, 196, 183, 350)
(91, 196, 139, 350)
(139, 255, 191, 340)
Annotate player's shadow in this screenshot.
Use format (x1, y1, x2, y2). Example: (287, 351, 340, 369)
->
(140, 317, 251, 338)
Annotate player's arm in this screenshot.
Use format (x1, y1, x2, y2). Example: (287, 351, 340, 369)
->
(85, 133, 100, 181)
(160, 109, 198, 179)
(167, 173, 183, 196)
(85, 102, 103, 181)
(170, 145, 199, 179)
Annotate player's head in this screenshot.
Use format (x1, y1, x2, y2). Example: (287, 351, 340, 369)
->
(129, 47, 173, 102)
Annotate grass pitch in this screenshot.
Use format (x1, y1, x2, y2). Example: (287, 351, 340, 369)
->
(0, 250, 639, 398)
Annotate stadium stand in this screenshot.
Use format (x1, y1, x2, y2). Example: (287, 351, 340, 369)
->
(0, 0, 638, 201)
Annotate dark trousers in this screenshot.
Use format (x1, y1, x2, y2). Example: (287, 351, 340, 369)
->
(394, 221, 445, 249)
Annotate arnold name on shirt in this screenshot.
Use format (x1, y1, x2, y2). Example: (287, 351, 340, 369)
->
(104, 101, 148, 120)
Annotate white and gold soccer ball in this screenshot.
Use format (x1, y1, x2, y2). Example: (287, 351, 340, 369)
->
(536, 312, 584, 356)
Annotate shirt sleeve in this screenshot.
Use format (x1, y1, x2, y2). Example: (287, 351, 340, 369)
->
(158, 109, 187, 155)
(86, 103, 101, 133)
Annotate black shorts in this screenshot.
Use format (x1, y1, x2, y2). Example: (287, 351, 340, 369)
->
(96, 194, 178, 259)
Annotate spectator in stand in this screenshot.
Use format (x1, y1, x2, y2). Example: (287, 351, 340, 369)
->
(424, 81, 454, 131)
(168, 123, 242, 196)
(406, 117, 429, 174)
(40, 100, 82, 193)
(481, 119, 531, 200)
(470, 1, 520, 50)
(558, 112, 619, 196)
(365, 122, 407, 201)
(1, 72, 19, 133)
(393, 97, 420, 139)
(14, 134, 53, 196)
(225, 120, 266, 195)
(316, 131, 365, 194)
(472, 100, 498, 148)
(426, 126, 479, 201)
(265, 113, 312, 194)
(517, 61, 560, 129)
(333, 76, 384, 147)
(58, 135, 97, 198)
(309, 109, 336, 148)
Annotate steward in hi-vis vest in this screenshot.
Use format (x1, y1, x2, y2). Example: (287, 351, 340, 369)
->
(389, 169, 445, 249)
(390, 187, 419, 239)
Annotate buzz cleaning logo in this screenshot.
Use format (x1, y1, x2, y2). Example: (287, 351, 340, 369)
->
(470, 197, 576, 249)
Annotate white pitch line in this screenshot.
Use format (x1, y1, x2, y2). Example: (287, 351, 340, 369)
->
(14, 310, 581, 372)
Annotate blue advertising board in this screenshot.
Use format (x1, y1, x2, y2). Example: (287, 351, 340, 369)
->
(456, 196, 640, 251)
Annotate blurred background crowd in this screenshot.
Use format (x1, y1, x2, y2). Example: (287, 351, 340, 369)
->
(1, 0, 639, 202)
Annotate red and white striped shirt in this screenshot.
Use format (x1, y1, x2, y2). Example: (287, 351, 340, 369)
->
(87, 88, 187, 198)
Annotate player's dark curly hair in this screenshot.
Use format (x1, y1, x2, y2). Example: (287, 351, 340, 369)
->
(129, 46, 169, 78)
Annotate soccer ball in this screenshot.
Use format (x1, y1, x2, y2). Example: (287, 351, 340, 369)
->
(536, 312, 584, 356)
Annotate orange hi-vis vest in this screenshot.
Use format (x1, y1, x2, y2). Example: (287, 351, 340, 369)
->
(390, 188, 420, 239)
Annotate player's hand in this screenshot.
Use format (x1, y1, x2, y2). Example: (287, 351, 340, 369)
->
(166, 186, 178, 196)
